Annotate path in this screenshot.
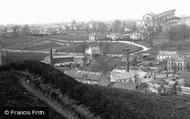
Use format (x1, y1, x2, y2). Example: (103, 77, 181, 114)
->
(18, 75, 101, 119)
(2, 40, 150, 57)
(19, 78, 80, 119)
(97, 40, 150, 53)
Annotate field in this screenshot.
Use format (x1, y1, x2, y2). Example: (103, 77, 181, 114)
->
(46, 31, 107, 41)
(2, 51, 47, 64)
(0, 35, 65, 50)
(57, 42, 141, 54)
(1, 60, 190, 119)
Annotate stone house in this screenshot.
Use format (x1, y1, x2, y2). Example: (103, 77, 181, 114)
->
(89, 33, 98, 42)
(167, 56, 185, 72)
(85, 46, 101, 56)
(157, 51, 178, 61)
(44, 55, 85, 67)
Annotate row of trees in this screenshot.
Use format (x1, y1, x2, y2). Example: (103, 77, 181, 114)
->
(0, 20, 137, 37)
(1, 25, 30, 37)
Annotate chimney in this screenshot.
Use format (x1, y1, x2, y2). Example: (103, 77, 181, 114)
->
(124, 49, 130, 72)
(49, 48, 53, 66)
(0, 45, 2, 65)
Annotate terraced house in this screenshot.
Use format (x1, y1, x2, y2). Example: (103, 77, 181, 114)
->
(157, 51, 178, 61)
(167, 56, 185, 72)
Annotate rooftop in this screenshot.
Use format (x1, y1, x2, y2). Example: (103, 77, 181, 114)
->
(65, 69, 103, 81)
(158, 51, 178, 56)
(110, 69, 135, 82)
(52, 55, 84, 59)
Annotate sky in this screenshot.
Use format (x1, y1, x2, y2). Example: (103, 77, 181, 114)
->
(0, 0, 190, 24)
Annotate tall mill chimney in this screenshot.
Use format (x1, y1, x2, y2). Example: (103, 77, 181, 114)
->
(123, 49, 130, 72)
(49, 48, 53, 66)
(0, 45, 2, 65)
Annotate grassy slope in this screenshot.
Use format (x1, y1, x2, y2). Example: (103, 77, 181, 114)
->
(2, 52, 47, 64)
(46, 31, 107, 41)
(0, 35, 63, 50)
(0, 36, 42, 48)
(0, 35, 140, 54)
(0, 71, 66, 119)
(1, 60, 190, 119)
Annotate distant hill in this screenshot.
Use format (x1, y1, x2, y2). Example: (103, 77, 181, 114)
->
(1, 60, 190, 119)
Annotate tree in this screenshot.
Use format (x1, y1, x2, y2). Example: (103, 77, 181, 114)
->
(97, 22, 107, 32)
(12, 25, 21, 37)
(1, 26, 8, 37)
(112, 20, 122, 32)
(21, 25, 30, 36)
(71, 20, 76, 31)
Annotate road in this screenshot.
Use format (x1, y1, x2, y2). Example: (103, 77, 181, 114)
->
(98, 40, 150, 53)
(2, 40, 150, 57)
(42, 38, 151, 54)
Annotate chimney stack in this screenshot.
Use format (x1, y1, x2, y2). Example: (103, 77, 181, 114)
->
(0, 45, 2, 65)
(49, 48, 53, 66)
(123, 49, 130, 72)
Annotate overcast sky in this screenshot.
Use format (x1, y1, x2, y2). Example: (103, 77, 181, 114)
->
(0, 0, 189, 24)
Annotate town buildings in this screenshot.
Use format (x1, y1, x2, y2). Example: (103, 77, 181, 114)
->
(130, 32, 145, 40)
(44, 55, 85, 67)
(64, 69, 110, 86)
(167, 56, 185, 72)
(157, 51, 178, 61)
(106, 32, 120, 40)
(85, 46, 101, 56)
(110, 69, 135, 83)
(89, 33, 98, 42)
(156, 50, 186, 72)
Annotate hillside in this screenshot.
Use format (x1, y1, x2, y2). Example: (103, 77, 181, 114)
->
(1, 60, 190, 119)
(0, 71, 66, 119)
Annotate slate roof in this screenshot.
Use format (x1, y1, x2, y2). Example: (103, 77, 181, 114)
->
(158, 51, 178, 56)
(110, 69, 135, 82)
(64, 69, 103, 81)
